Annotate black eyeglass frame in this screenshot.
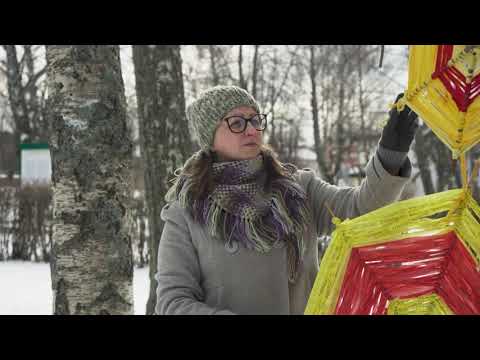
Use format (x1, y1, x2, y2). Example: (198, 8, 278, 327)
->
(223, 114, 268, 133)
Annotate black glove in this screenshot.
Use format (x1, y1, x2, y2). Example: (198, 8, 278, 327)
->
(380, 93, 419, 152)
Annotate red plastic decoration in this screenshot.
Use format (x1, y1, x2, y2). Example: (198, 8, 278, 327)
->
(335, 232, 480, 315)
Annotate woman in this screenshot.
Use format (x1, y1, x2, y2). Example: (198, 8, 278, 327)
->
(155, 85, 418, 315)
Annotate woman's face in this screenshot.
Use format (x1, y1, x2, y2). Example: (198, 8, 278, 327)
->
(212, 106, 264, 161)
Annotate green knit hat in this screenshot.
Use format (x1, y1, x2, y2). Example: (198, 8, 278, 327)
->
(186, 85, 261, 150)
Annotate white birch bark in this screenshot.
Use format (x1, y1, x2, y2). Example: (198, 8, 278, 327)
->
(46, 45, 134, 315)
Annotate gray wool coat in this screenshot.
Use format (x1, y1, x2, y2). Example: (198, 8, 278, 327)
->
(155, 152, 412, 315)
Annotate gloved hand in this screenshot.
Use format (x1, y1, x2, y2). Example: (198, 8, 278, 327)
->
(380, 93, 419, 152)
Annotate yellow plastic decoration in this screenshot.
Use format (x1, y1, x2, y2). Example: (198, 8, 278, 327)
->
(404, 45, 480, 158)
(387, 293, 454, 315)
(305, 188, 480, 315)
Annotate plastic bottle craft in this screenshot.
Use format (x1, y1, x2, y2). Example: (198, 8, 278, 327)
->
(305, 45, 480, 315)
(402, 45, 480, 158)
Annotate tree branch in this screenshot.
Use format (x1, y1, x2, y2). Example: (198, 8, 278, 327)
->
(265, 45, 300, 115)
(0, 61, 6, 75)
(22, 66, 47, 94)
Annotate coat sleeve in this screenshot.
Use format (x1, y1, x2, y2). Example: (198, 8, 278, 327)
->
(155, 202, 236, 315)
(296, 151, 412, 237)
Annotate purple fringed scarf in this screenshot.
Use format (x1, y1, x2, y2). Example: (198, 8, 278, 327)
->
(167, 152, 311, 282)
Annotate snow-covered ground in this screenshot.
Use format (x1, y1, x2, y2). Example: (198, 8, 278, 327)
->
(0, 261, 150, 315)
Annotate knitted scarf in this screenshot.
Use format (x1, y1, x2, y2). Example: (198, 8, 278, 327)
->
(165, 151, 311, 282)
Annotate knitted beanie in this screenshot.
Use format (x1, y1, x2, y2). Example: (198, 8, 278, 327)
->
(186, 85, 261, 150)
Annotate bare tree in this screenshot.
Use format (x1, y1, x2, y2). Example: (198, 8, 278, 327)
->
(194, 45, 234, 87)
(238, 45, 247, 90)
(471, 145, 480, 202)
(208, 45, 220, 86)
(332, 46, 349, 179)
(274, 117, 305, 165)
(251, 45, 260, 99)
(308, 45, 334, 183)
(413, 121, 463, 195)
(414, 125, 435, 194)
(132, 45, 193, 315)
(3, 45, 48, 145)
(306, 45, 385, 184)
(354, 45, 380, 166)
(257, 46, 299, 150)
(238, 45, 261, 96)
(47, 45, 134, 315)
(2, 45, 48, 260)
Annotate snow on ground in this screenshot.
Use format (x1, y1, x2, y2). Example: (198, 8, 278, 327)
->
(0, 261, 150, 315)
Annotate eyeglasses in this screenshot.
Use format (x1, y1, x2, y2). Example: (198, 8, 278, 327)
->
(223, 114, 268, 133)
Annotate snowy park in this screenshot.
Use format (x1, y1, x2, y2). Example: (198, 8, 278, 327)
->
(0, 261, 149, 315)
(1, 45, 479, 315)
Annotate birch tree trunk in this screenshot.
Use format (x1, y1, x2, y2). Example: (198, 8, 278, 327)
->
(47, 45, 134, 315)
(132, 45, 193, 315)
